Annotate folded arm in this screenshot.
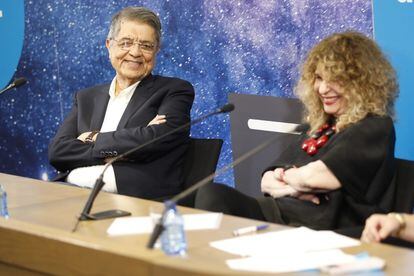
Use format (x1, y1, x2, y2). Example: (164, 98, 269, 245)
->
(261, 160, 340, 204)
(48, 98, 105, 171)
(49, 80, 194, 172)
(283, 160, 341, 192)
(91, 84, 194, 161)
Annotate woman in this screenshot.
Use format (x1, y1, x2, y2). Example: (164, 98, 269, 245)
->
(195, 31, 399, 230)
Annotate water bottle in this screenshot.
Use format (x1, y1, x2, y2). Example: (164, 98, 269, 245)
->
(0, 185, 9, 219)
(160, 201, 187, 256)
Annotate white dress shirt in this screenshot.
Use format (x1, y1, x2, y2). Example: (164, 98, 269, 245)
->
(67, 78, 140, 193)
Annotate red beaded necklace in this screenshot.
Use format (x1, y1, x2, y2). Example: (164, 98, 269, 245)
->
(301, 123, 336, 156)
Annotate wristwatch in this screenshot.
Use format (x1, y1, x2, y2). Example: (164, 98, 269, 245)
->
(388, 212, 407, 236)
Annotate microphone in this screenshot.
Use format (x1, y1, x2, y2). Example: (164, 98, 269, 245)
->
(71, 103, 235, 232)
(0, 77, 28, 95)
(146, 126, 302, 249)
(219, 103, 235, 113)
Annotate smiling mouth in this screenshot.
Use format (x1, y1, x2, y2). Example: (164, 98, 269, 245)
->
(322, 96, 340, 106)
(124, 60, 144, 69)
(125, 60, 142, 64)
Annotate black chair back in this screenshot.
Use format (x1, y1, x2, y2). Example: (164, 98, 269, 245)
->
(182, 138, 223, 190)
(336, 158, 414, 246)
(154, 138, 222, 205)
(392, 158, 414, 213)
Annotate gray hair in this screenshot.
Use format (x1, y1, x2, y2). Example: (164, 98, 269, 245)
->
(107, 7, 161, 46)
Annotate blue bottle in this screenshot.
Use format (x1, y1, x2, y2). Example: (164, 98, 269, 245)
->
(0, 185, 9, 219)
(160, 201, 187, 256)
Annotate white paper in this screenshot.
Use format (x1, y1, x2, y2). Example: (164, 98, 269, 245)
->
(107, 213, 222, 236)
(321, 256, 385, 275)
(226, 249, 356, 274)
(107, 217, 154, 235)
(183, 212, 223, 230)
(210, 227, 360, 257)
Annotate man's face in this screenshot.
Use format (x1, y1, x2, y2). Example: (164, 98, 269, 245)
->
(106, 20, 158, 86)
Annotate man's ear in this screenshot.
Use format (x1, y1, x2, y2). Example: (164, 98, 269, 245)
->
(105, 39, 111, 50)
(105, 39, 112, 57)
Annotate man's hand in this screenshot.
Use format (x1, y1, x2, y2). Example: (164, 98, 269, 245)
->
(104, 157, 116, 163)
(147, 114, 166, 126)
(77, 131, 98, 143)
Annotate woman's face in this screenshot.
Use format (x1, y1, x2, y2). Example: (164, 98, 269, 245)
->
(314, 66, 347, 117)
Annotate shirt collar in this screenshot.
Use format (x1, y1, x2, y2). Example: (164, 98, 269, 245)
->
(108, 77, 140, 99)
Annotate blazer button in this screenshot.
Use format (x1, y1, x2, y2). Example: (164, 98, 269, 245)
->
(100, 151, 105, 156)
(113, 151, 118, 156)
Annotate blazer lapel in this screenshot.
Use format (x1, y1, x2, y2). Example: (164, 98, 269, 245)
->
(90, 86, 110, 130)
(117, 74, 155, 130)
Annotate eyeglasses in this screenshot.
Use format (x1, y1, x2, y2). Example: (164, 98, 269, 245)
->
(110, 38, 156, 53)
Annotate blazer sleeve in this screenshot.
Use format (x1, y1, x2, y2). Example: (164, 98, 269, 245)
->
(48, 92, 104, 172)
(91, 79, 194, 161)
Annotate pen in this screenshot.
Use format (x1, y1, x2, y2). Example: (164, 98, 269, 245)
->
(233, 224, 269, 236)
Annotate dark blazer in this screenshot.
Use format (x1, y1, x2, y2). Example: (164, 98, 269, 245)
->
(48, 74, 195, 199)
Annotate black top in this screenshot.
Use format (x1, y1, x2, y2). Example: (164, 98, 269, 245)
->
(258, 115, 396, 229)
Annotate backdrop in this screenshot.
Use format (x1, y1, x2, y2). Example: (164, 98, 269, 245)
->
(373, 0, 414, 161)
(0, 0, 375, 186)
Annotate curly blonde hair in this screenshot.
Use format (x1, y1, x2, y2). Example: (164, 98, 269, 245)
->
(296, 31, 398, 133)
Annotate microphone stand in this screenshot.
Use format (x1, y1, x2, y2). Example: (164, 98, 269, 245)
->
(146, 132, 290, 249)
(72, 104, 235, 232)
(0, 77, 27, 95)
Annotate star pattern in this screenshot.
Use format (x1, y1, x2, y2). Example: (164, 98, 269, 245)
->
(0, 0, 372, 186)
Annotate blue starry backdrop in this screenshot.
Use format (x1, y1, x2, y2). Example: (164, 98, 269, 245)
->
(0, 0, 372, 185)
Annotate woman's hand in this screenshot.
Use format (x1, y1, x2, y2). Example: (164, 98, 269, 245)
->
(260, 170, 297, 198)
(291, 192, 320, 205)
(147, 114, 166, 126)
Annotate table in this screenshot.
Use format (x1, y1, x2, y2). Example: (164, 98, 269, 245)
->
(0, 173, 413, 275)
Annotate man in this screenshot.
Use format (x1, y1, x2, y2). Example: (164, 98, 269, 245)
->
(48, 7, 194, 199)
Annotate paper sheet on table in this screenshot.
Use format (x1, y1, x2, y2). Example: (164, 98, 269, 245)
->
(107, 213, 222, 236)
(226, 249, 356, 274)
(210, 227, 360, 257)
